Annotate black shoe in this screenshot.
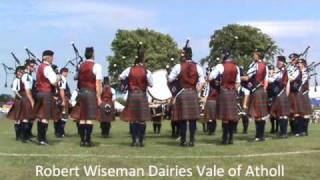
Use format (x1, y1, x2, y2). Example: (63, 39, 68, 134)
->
(85, 141, 92, 147)
(188, 142, 195, 147)
(80, 141, 85, 147)
(180, 142, 187, 147)
(228, 140, 233, 145)
(131, 142, 138, 147)
(139, 141, 145, 147)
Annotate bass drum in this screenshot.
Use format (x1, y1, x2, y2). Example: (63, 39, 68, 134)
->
(148, 69, 172, 101)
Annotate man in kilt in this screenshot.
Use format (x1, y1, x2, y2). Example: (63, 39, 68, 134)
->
(168, 40, 205, 147)
(242, 51, 269, 141)
(269, 56, 290, 138)
(7, 66, 25, 141)
(55, 67, 71, 138)
(288, 53, 305, 136)
(70, 47, 102, 147)
(98, 76, 115, 138)
(209, 54, 240, 144)
(34, 50, 59, 145)
(297, 59, 312, 136)
(267, 65, 279, 134)
(119, 42, 153, 147)
(203, 70, 218, 136)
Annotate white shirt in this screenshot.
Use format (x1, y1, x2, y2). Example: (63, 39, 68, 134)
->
(247, 60, 269, 81)
(119, 65, 153, 87)
(208, 62, 241, 83)
(288, 64, 300, 81)
(59, 76, 67, 90)
(269, 68, 286, 83)
(86, 59, 102, 80)
(43, 62, 58, 85)
(110, 87, 116, 101)
(70, 89, 78, 107)
(301, 68, 309, 85)
(21, 72, 33, 90)
(12, 78, 20, 93)
(168, 61, 205, 84)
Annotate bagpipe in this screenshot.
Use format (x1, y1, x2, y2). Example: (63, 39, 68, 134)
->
(24, 47, 42, 64)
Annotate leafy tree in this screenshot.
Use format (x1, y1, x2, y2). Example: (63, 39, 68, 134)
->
(203, 24, 282, 70)
(107, 29, 180, 86)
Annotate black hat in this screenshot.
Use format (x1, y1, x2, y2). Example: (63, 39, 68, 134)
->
(289, 53, 299, 60)
(182, 39, 192, 60)
(103, 76, 110, 84)
(42, 50, 54, 57)
(221, 48, 233, 61)
(277, 56, 286, 63)
(135, 42, 144, 64)
(25, 59, 37, 66)
(15, 66, 24, 74)
(298, 58, 307, 65)
(85, 47, 94, 59)
(267, 64, 275, 70)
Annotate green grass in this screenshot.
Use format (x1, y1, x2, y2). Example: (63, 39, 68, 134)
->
(0, 116, 319, 180)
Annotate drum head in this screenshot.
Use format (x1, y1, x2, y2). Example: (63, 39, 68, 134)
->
(148, 69, 172, 101)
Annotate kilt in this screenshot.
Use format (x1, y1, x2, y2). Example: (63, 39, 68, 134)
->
(289, 92, 305, 115)
(70, 89, 98, 121)
(120, 90, 150, 122)
(248, 87, 269, 119)
(204, 99, 217, 121)
(34, 92, 61, 121)
(98, 102, 115, 122)
(270, 91, 290, 117)
(7, 97, 22, 121)
(302, 93, 312, 115)
(172, 88, 200, 121)
(217, 88, 239, 121)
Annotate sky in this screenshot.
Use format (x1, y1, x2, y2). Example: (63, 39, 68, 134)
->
(1, 0, 320, 94)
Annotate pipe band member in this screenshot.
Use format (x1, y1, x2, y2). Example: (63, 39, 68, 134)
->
(168, 39, 205, 147)
(70, 47, 103, 147)
(119, 42, 153, 147)
(209, 52, 240, 145)
(34, 50, 59, 145)
(242, 50, 269, 142)
(269, 56, 290, 138)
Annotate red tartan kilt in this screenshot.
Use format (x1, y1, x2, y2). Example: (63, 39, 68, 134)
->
(7, 98, 22, 121)
(302, 93, 312, 115)
(172, 89, 200, 121)
(97, 102, 115, 122)
(120, 91, 150, 122)
(204, 99, 217, 121)
(289, 92, 305, 115)
(248, 87, 268, 119)
(270, 92, 290, 117)
(34, 92, 61, 121)
(70, 89, 98, 121)
(217, 88, 239, 121)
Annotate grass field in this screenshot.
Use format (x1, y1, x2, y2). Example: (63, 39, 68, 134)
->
(0, 115, 319, 180)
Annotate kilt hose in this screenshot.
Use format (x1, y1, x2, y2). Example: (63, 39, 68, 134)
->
(34, 92, 61, 121)
(98, 102, 115, 122)
(302, 92, 312, 116)
(120, 90, 151, 123)
(172, 89, 200, 121)
(248, 87, 269, 119)
(270, 91, 290, 117)
(289, 92, 305, 115)
(204, 99, 217, 121)
(70, 89, 98, 121)
(217, 88, 239, 122)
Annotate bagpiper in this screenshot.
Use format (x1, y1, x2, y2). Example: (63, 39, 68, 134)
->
(98, 76, 116, 138)
(242, 50, 269, 141)
(70, 47, 103, 147)
(267, 64, 279, 134)
(269, 56, 290, 138)
(168, 39, 205, 147)
(208, 52, 240, 144)
(119, 42, 153, 147)
(297, 59, 312, 136)
(7, 66, 25, 141)
(288, 53, 305, 136)
(34, 50, 60, 145)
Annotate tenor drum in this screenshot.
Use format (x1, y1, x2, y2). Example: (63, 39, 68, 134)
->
(148, 69, 172, 101)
